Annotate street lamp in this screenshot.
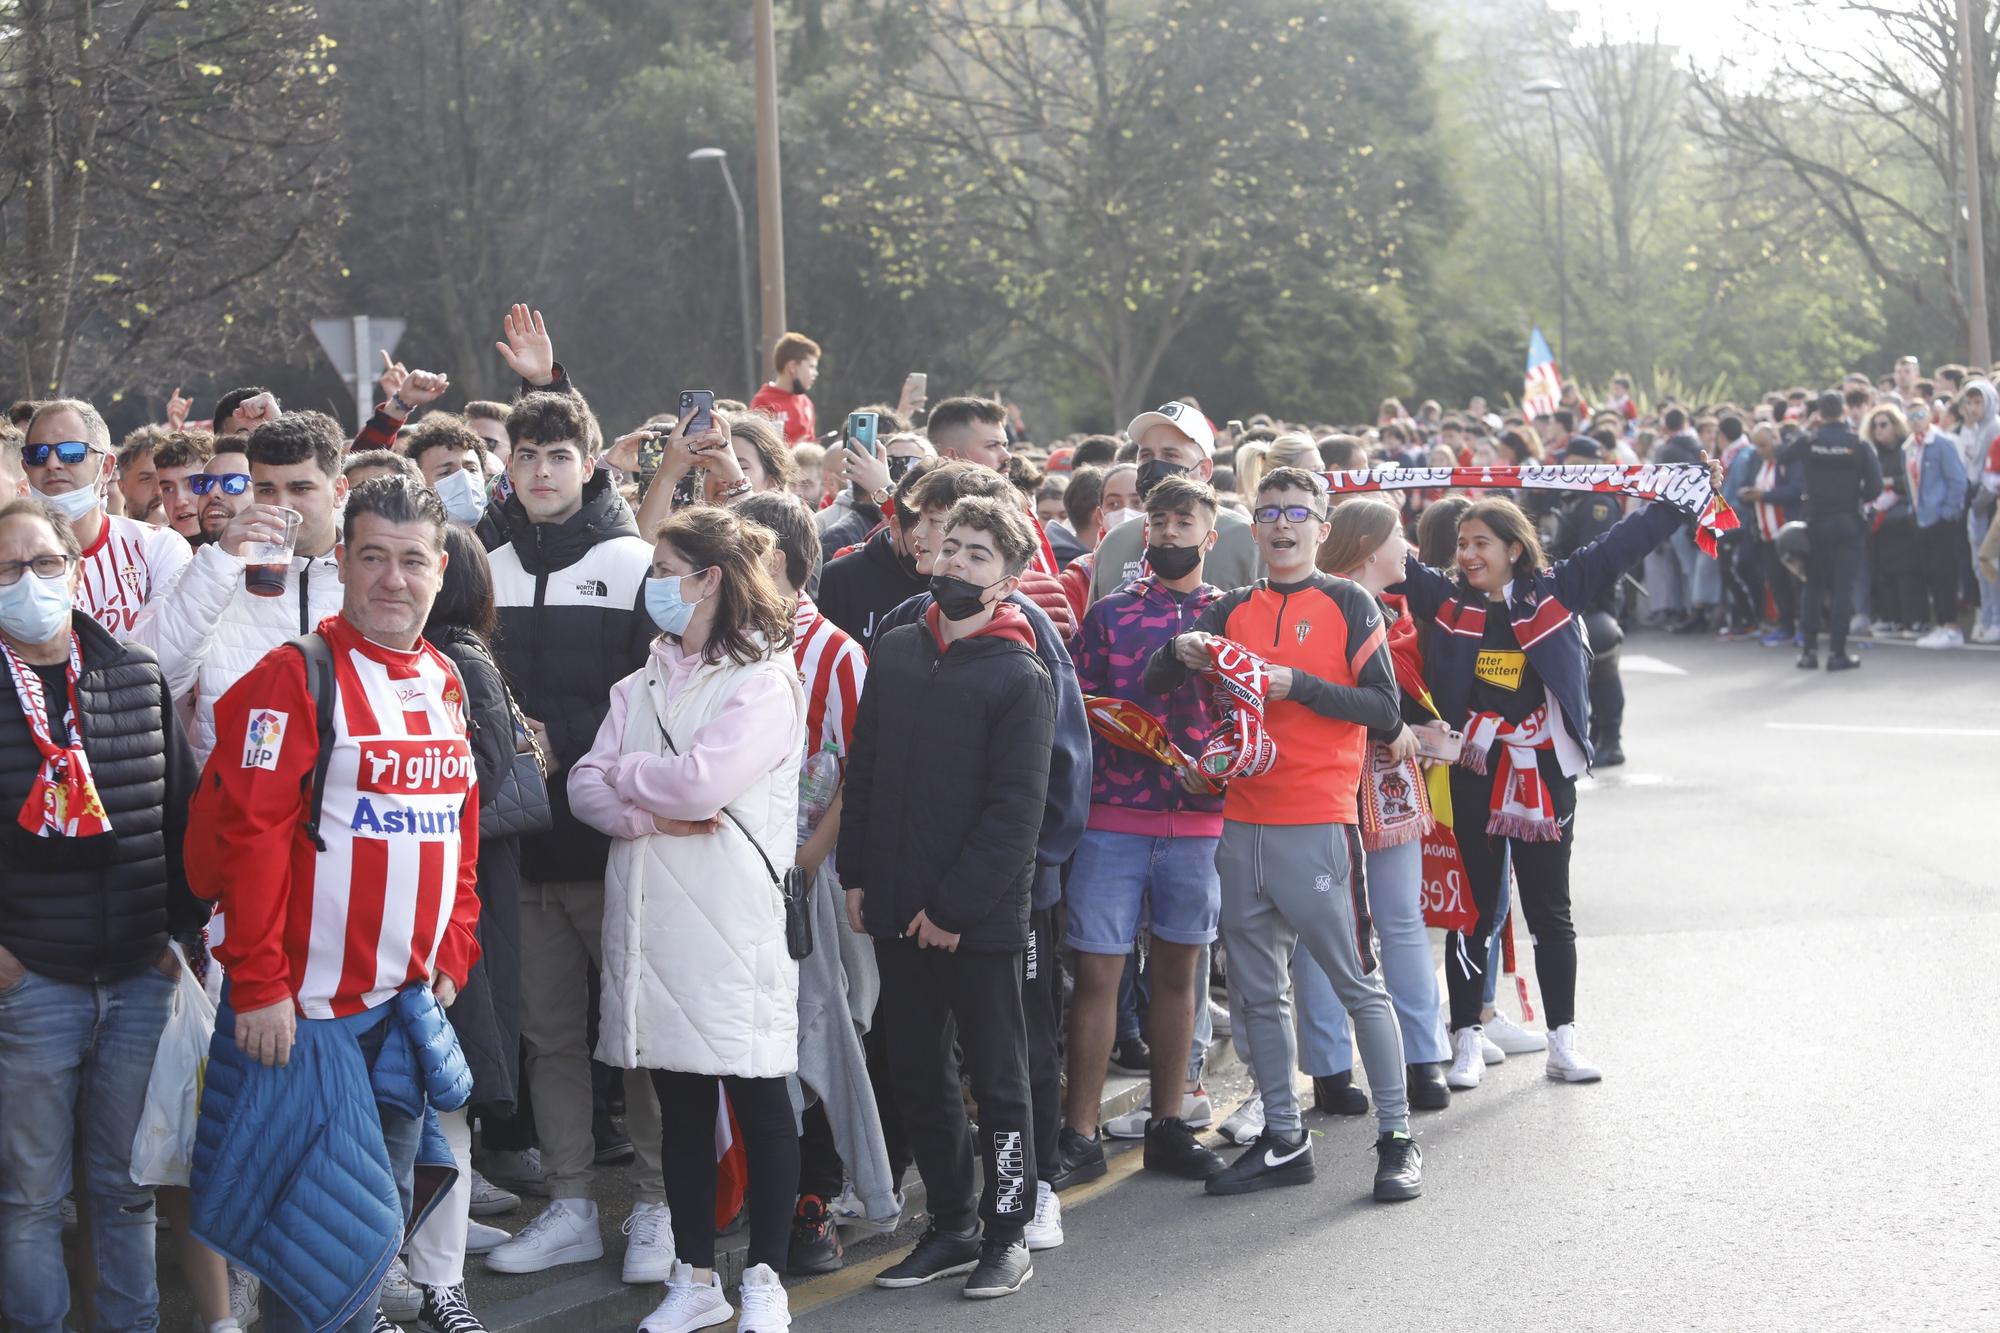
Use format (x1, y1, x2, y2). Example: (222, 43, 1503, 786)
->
(1524, 77, 1568, 379)
(689, 147, 759, 396)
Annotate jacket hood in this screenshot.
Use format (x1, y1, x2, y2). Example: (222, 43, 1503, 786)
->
(1969, 380, 2000, 427)
(498, 469, 642, 574)
(926, 599, 1036, 651)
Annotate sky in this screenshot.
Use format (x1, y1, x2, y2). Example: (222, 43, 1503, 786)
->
(1550, 0, 1883, 69)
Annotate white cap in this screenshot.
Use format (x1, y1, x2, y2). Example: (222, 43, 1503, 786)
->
(1125, 401, 1214, 458)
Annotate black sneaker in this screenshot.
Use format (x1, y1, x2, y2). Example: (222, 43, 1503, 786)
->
(1143, 1116, 1224, 1180)
(1109, 1035, 1152, 1074)
(1796, 649, 1820, 670)
(417, 1284, 486, 1333)
(786, 1193, 844, 1275)
(1827, 653, 1862, 672)
(1373, 1131, 1423, 1202)
(1050, 1125, 1106, 1192)
(1406, 1062, 1451, 1112)
(874, 1224, 981, 1288)
(1312, 1071, 1368, 1116)
(1204, 1128, 1315, 1196)
(373, 1316, 397, 1333)
(591, 1109, 634, 1165)
(962, 1234, 1033, 1300)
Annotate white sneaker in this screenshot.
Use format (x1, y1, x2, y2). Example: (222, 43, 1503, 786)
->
(1479, 1030, 1506, 1065)
(1975, 624, 2000, 644)
(477, 1148, 548, 1197)
(467, 1170, 519, 1217)
(621, 1201, 676, 1284)
(1446, 1027, 1485, 1090)
(484, 1200, 604, 1274)
(638, 1261, 733, 1333)
(829, 1182, 903, 1236)
(379, 1258, 422, 1322)
(465, 1221, 510, 1255)
(229, 1269, 262, 1329)
(1848, 612, 1872, 635)
(1917, 624, 1966, 649)
(1217, 1093, 1265, 1146)
(736, 1263, 791, 1332)
(1022, 1180, 1063, 1252)
(1103, 1086, 1214, 1139)
(1545, 1023, 1603, 1083)
(1483, 1010, 1547, 1055)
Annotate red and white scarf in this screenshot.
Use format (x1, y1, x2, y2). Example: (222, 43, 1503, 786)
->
(1754, 459, 1783, 541)
(1196, 638, 1278, 781)
(3, 633, 112, 839)
(1321, 462, 1738, 555)
(1457, 704, 1559, 842)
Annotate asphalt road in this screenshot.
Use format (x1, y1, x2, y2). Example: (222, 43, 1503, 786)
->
(795, 631, 2000, 1332)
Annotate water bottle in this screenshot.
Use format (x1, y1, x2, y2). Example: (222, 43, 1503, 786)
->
(798, 740, 841, 837)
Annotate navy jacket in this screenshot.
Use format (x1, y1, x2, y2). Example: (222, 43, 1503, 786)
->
(1391, 502, 1684, 766)
(877, 589, 1090, 909)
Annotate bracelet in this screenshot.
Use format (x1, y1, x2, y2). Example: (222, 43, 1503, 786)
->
(388, 393, 415, 416)
(718, 478, 753, 500)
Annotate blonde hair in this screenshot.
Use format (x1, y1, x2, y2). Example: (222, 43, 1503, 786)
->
(1237, 432, 1320, 499)
(1318, 497, 1401, 576)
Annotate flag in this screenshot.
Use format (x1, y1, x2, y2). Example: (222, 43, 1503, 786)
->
(1523, 326, 1563, 420)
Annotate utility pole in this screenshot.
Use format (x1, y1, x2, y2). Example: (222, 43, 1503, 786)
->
(1962, 0, 1992, 367)
(753, 0, 787, 372)
(1525, 78, 1568, 376)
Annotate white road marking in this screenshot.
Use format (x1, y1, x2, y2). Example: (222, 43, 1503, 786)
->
(1620, 654, 1689, 676)
(1764, 722, 2000, 738)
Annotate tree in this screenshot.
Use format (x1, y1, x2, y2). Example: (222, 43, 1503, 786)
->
(0, 0, 345, 398)
(833, 0, 1448, 423)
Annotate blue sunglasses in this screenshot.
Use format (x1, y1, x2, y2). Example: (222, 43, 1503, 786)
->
(189, 473, 251, 496)
(22, 440, 100, 467)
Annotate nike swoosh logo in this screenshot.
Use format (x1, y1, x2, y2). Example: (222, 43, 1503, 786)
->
(1263, 1141, 1310, 1168)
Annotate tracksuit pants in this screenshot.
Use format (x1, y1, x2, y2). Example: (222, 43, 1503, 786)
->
(874, 939, 1036, 1239)
(1023, 905, 1063, 1193)
(1216, 819, 1408, 1138)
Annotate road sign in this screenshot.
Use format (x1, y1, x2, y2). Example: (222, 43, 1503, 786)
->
(312, 315, 405, 430)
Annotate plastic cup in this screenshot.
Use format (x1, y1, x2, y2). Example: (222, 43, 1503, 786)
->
(241, 507, 303, 598)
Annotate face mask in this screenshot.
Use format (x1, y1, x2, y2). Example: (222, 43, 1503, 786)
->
(930, 573, 996, 621)
(1145, 542, 1202, 581)
(887, 455, 919, 484)
(0, 570, 73, 644)
(788, 374, 809, 395)
(30, 481, 102, 523)
(1135, 459, 1191, 499)
(433, 467, 486, 525)
(1100, 507, 1138, 536)
(645, 568, 711, 637)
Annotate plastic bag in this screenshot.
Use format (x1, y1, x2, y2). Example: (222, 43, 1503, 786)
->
(130, 941, 216, 1188)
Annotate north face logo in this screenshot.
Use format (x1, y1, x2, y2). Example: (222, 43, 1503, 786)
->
(574, 578, 608, 598)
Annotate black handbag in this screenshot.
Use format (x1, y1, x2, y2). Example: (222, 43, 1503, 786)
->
(655, 720, 813, 961)
(478, 703, 553, 841)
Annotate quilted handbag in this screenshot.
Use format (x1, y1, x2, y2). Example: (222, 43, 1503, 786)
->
(479, 708, 553, 841)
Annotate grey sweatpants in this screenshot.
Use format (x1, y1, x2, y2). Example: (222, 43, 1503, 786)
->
(1216, 819, 1409, 1137)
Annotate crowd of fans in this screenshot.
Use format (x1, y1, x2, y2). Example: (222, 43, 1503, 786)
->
(0, 307, 1971, 1333)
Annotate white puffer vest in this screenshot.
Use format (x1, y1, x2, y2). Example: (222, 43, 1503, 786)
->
(597, 647, 805, 1078)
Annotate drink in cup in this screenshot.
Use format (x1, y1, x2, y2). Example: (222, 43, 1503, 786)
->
(241, 506, 303, 598)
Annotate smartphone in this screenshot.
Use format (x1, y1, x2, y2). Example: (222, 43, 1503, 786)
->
(904, 371, 926, 402)
(845, 411, 880, 457)
(637, 433, 666, 477)
(672, 468, 700, 508)
(678, 389, 716, 437)
(1413, 726, 1463, 763)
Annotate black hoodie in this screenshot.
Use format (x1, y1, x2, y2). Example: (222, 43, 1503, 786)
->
(487, 470, 656, 881)
(814, 526, 928, 654)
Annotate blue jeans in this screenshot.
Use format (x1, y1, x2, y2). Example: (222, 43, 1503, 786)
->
(1973, 509, 2000, 630)
(1292, 841, 1450, 1070)
(1482, 853, 1513, 1008)
(0, 964, 176, 1333)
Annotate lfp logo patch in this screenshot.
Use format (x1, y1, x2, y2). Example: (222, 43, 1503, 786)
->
(243, 710, 288, 770)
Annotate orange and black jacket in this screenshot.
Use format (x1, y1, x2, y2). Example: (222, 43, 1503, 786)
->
(1143, 572, 1398, 827)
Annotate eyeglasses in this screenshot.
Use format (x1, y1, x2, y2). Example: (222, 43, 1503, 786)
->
(1253, 503, 1326, 525)
(21, 441, 99, 468)
(189, 473, 251, 496)
(0, 554, 75, 586)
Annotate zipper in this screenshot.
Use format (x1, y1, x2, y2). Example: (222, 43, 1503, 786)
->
(1272, 589, 1291, 648)
(297, 560, 311, 636)
(1252, 824, 1265, 900)
(529, 527, 550, 703)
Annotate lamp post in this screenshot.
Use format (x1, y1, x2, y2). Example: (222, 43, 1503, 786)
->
(1959, 0, 1992, 367)
(690, 147, 759, 396)
(1525, 77, 1569, 378)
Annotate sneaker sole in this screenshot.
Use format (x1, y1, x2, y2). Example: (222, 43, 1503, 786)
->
(1408, 1088, 1451, 1112)
(484, 1242, 606, 1275)
(467, 1197, 519, 1218)
(964, 1265, 1033, 1299)
(1051, 1159, 1107, 1192)
(1546, 1067, 1603, 1083)
(1373, 1178, 1424, 1202)
(623, 1258, 676, 1285)
(783, 1247, 845, 1277)
(875, 1259, 979, 1289)
(638, 1304, 734, 1333)
(1024, 1228, 1063, 1252)
(1144, 1155, 1226, 1182)
(1445, 1071, 1481, 1091)
(1204, 1160, 1315, 1196)
(593, 1145, 636, 1165)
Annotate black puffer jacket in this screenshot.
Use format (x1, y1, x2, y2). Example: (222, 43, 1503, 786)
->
(815, 528, 928, 654)
(0, 615, 205, 982)
(837, 606, 1054, 952)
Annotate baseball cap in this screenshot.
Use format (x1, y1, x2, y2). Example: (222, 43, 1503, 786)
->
(1125, 401, 1214, 457)
(1561, 435, 1604, 460)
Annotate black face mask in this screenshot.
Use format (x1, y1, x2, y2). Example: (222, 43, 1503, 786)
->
(1135, 458, 1191, 499)
(1145, 542, 1202, 581)
(930, 573, 995, 621)
(788, 374, 809, 395)
(887, 454, 918, 483)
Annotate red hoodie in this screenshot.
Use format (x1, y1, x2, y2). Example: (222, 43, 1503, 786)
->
(926, 599, 1036, 653)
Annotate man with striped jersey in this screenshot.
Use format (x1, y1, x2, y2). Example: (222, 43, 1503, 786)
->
(21, 399, 190, 649)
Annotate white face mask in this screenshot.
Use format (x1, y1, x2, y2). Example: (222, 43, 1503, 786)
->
(1100, 507, 1138, 536)
(433, 467, 487, 526)
(30, 481, 103, 523)
(0, 570, 73, 644)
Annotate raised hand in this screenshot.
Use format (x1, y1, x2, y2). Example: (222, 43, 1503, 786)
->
(398, 369, 450, 411)
(377, 350, 409, 403)
(496, 304, 555, 386)
(165, 387, 191, 432)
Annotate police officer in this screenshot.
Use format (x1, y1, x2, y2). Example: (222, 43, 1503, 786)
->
(1546, 436, 1629, 765)
(1779, 391, 1883, 671)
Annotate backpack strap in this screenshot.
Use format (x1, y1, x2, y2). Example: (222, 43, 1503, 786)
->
(285, 633, 337, 853)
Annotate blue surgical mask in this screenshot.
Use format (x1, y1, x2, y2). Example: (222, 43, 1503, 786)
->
(0, 570, 74, 644)
(433, 466, 487, 525)
(645, 568, 712, 637)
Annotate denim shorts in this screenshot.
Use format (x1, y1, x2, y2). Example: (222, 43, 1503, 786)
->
(1064, 828, 1221, 954)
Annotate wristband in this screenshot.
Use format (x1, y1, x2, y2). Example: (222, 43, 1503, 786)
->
(388, 393, 415, 417)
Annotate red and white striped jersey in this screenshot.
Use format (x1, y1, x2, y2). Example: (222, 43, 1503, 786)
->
(187, 614, 482, 1019)
(792, 595, 865, 761)
(76, 513, 191, 644)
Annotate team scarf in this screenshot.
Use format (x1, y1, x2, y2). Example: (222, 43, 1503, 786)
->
(1083, 694, 1195, 770)
(2, 633, 113, 839)
(1195, 638, 1279, 780)
(1457, 704, 1560, 842)
(1360, 596, 1434, 851)
(1320, 462, 1739, 555)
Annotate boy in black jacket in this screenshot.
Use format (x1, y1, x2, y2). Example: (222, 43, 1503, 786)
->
(838, 496, 1056, 1301)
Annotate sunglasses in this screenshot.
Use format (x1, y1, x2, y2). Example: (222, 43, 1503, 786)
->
(1253, 503, 1326, 525)
(22, 441, 100, 468)
(190, 473, 251, 496)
